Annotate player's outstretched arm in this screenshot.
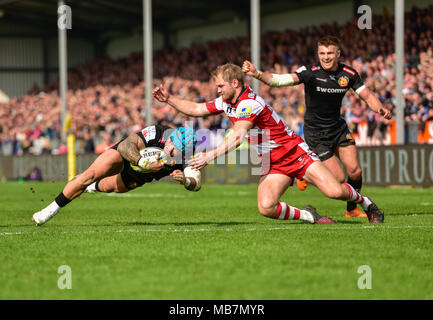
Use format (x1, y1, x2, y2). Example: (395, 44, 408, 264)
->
(242, 60, 300, 87)
(357, 87, 392, 120)
(188, 120, 253, 170)
(152, 84, 211, 117)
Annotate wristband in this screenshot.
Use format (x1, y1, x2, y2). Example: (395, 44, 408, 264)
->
(268, 73, 294, 87)
(255, 70, 263, 80)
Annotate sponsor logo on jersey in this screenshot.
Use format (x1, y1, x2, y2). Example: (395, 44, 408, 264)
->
(311, 66, 320, 71)
(142, 126, 156, 142)
(338, 76, 349, 87)
(343, 66, 356, 76)
(316, 77, 327, 82)
(238, 106, 252, 119)
(296, 66, 307, 73)
(226, 105, 237, 117)
(346, 133, 354, 141)
(316, 86, 348, 93)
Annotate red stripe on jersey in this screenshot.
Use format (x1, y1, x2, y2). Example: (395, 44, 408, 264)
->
(343, 67, 355, 76)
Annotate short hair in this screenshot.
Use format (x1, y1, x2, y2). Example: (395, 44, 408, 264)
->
(211, 63, 244, 87)
(317, 35, 341, 49)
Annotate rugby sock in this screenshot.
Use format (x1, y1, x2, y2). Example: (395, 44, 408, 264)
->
(86, 181, 100, 192)
(346, 177, 362, 211)
(274, 202, 314, 223)
(54, 192, 72, 208)
(342, 183, 371, 211)
(44, 201, 61, 214)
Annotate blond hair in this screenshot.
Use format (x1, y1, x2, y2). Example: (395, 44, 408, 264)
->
(211, 63, 244, 86)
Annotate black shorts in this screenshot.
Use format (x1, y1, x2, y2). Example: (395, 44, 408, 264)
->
(303, 120, 355, 161)
(119, 159, 154, 189)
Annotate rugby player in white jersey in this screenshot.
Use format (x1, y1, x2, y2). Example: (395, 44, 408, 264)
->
(242, 35, 392, 219)
(153, 63, 385, 224)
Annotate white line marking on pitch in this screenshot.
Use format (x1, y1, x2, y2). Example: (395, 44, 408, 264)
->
(105, 193, 188, 198)
(1, 225, 433, 237)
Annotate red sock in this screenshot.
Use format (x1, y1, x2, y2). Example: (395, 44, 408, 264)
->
(342, 183, 371, 210)
(274, 202, 301, 220)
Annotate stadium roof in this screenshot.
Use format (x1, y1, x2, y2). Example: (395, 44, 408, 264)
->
(0, 0, 349, 37)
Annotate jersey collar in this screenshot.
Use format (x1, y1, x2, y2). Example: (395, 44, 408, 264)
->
(231, 86, 247, 106)
(320, 62, 342, 75)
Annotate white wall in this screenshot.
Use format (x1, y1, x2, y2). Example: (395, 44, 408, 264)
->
(262, 1, 354, 33)
(0, 73, 44, 98)
(106, 31, 164, 59)
(0, 38, 43, 68)
(46, 38, 95, 68)
(176, 20, 248, 48)
(0, 36, 95, 98)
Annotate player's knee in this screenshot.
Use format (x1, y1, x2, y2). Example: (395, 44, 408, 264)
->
(347, 166, 362, 180)
(258, 199, 278, 218)
(323, 185, 345, 200)
(335, 172, 346, 183)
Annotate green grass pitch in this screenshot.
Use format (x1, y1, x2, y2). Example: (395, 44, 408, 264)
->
(1, 181, 432, 300)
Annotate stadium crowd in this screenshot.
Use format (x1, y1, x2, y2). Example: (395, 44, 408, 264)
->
(1, 5, 433, 156)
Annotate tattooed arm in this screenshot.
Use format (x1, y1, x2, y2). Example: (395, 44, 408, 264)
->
(117, 133, 145, 165)
(117, 133, 165, 172)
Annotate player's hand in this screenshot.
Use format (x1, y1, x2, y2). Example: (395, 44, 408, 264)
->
(188, 152, 209, 170)
(242, 60, 258, 78)
(152, 84, 170, 103)
(138, 152, 165, 172)
(378, 107, 392, 120)
(170, 169, 185, 184)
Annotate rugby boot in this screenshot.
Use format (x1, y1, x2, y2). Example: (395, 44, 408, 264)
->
(364, 197, 385, 223)
(302, 205, 336, 224)
(345, 207, 367, 218)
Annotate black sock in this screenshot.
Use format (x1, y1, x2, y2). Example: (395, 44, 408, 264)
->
(55, 192, 71, 208)
(347, 177, 362, 211)
(95, 180, 101, 192)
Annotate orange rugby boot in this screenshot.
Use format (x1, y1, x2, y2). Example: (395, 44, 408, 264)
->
(345, 207, 367, 218)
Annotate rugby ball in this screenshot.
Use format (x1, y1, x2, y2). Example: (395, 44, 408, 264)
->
(184, 166, 201, 191)
(130, 147, 167, 173)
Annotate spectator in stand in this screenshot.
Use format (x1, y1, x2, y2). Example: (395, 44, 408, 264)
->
(1, 5, 433, 153)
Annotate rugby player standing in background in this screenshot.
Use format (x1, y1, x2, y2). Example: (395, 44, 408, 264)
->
(243, 35, 392, 218)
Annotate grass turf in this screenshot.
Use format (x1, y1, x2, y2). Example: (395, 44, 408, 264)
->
(1, 181, 432, 300)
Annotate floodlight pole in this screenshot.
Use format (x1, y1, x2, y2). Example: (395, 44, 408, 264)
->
(250, 0, 260, 94)
(143, 0, 153, 126)
(58, 0, 68, 141)
(395, 0, 404, 144)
